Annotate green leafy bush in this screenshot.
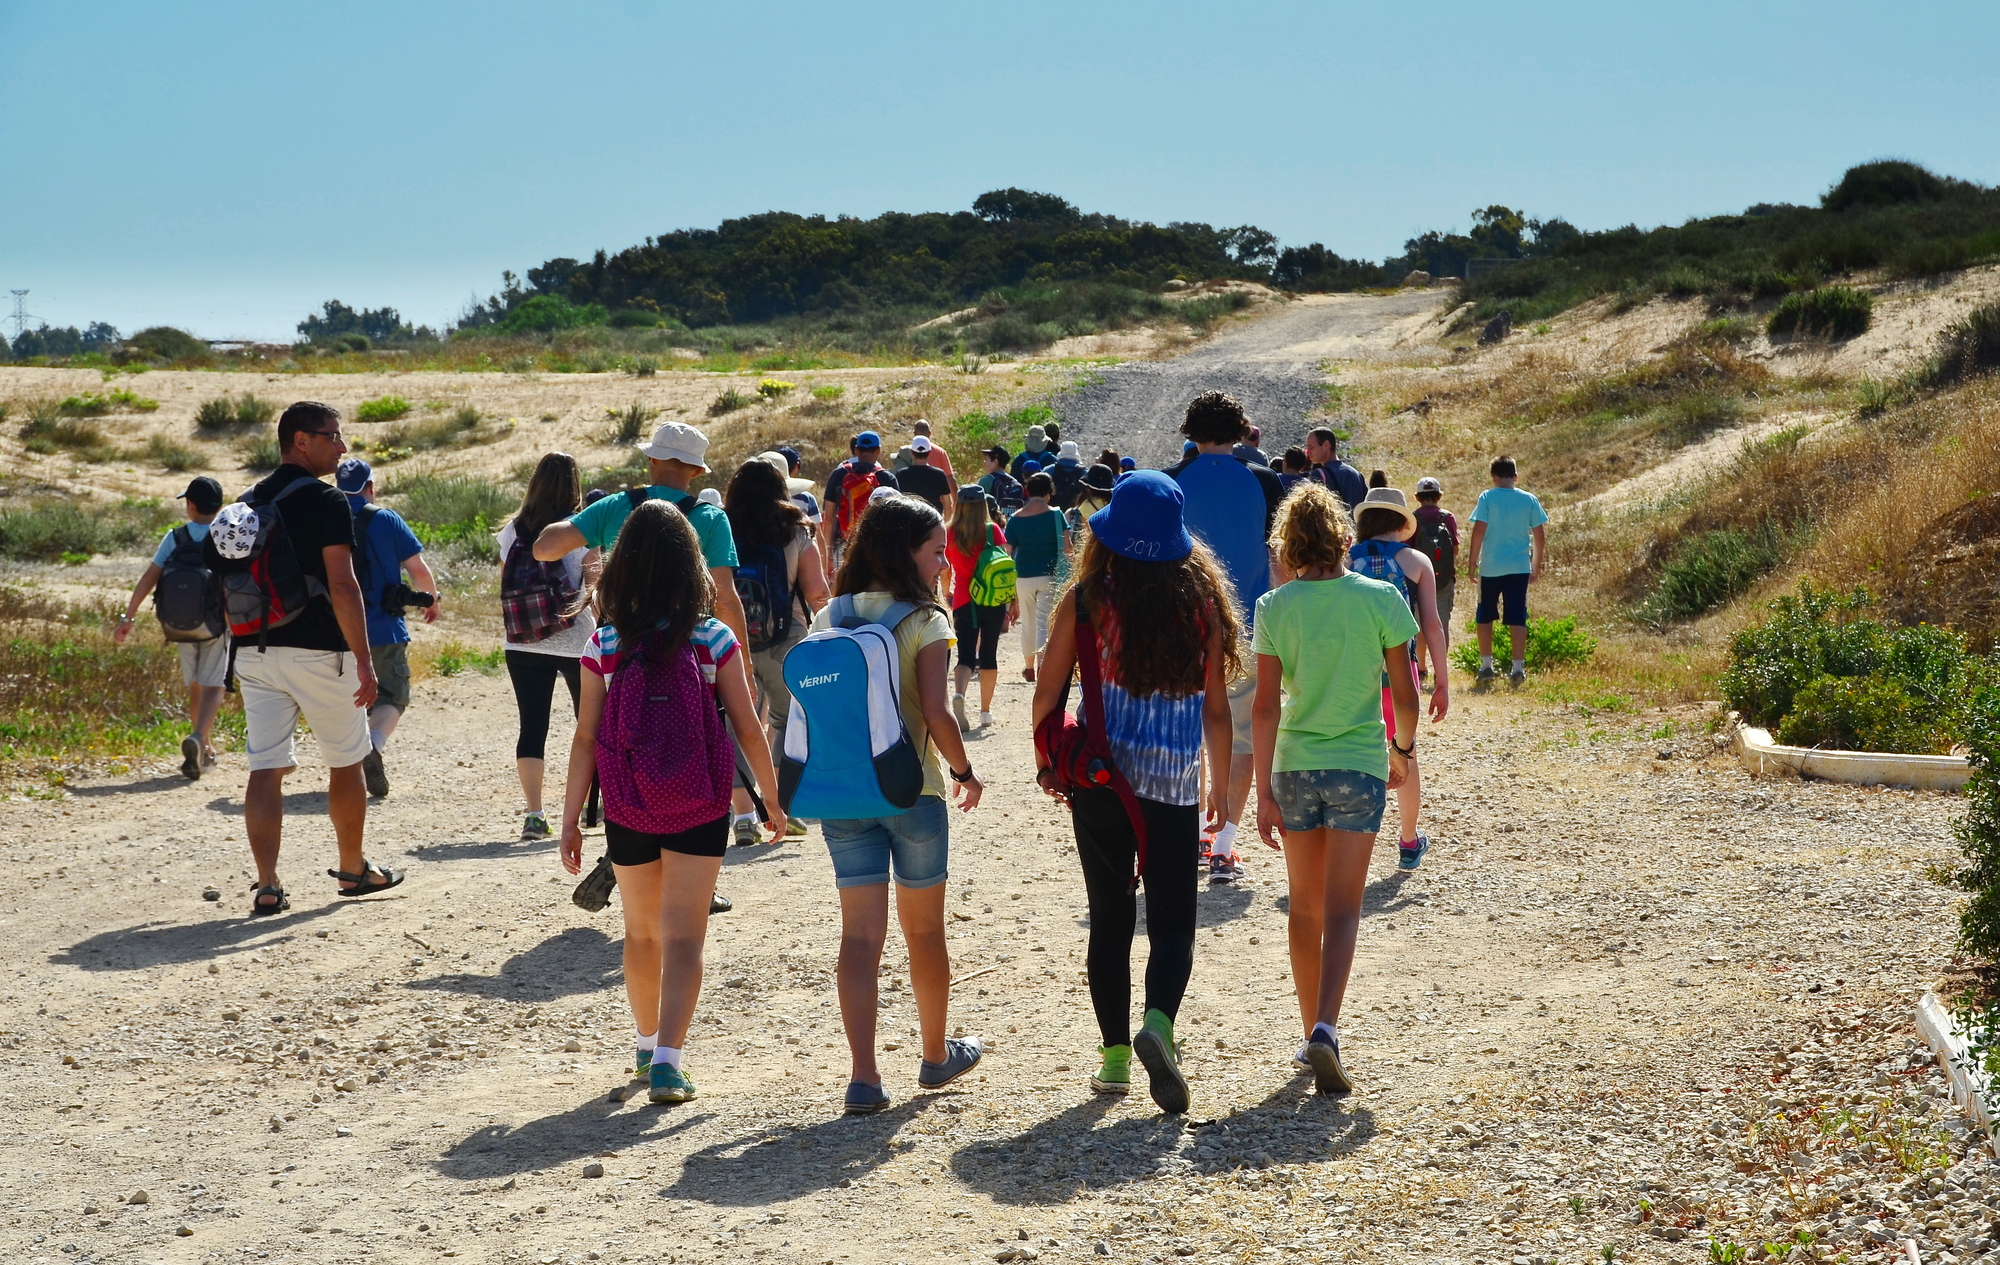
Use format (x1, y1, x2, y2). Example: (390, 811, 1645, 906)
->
(135, 434, 207, 472)
(381, 405, 502, 452)
(1449, 615, 1596, 675)
(390, 472, 515, 530)
(58, 389, 156, 415)
(1952, 687, 2000, 969)
(1918, 300, 2000, 389)
(708, 388, 751, 416)
(608, 401, 656, 445)
(490, 295, 606, 335)
(0, 497, 174, 560)
(240, 434, 280, 471)
(1721, 581, 1995, 752)
(355, 395, 413, 423)
(194, 393, 277, 431)
(122, 326, 209, 364)
(1768, 285, 1873, 340)
(18, 399, 110, 458)
(1642, 522, 1797, 622)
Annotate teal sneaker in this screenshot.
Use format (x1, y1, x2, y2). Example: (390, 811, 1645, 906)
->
(648, 1061, 696, 1103)
(1090, 1044, 1131, 1095)
(1132, 1008, 1189, 1115)
(634, 1047, 653, 1078)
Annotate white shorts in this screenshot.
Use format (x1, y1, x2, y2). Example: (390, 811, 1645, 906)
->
(234, 646, 373, 772)
(1226, 656, 1258, 757)
(176, 636, 229, 689)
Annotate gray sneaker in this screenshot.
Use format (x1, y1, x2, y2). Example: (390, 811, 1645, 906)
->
(361, 747, 389, 798)
(1475, 666, 1496, 686)
(180, 735, 202, 781)
(918, 1037, 983, 1089)
(1509, 667, 1527, 687)
(732, 815, 760, 847)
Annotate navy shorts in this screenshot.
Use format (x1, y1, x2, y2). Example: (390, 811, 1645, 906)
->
(1475, 573, 1530, 627)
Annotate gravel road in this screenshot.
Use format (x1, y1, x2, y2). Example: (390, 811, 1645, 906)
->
(1055, 290, 1445, 465)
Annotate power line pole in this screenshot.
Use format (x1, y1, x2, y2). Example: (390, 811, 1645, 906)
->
(7, 291, 34, 341)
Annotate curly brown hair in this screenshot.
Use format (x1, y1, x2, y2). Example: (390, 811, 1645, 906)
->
(1180, 391, 1249, 446)
(1270, 481, 1355, 574)
(593, 500, 714, 655)
(1071, 533, 1242, 698)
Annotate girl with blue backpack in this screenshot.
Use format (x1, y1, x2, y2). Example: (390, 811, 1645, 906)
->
(1347, 485, 1450, 871)
(783, 495, 986, 1114)
(556, 500, 787, 1105)
(1029, 470, 1240, 1115)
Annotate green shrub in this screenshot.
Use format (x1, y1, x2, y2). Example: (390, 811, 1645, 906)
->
(1919, 301, 2000, 389)
(1952, 688, 2000, 969)
(1643, 522, 1795, 622)
(429, 642, 506, 676)
(135, 434, 207, 472)
(59, 389, 157, 415)
(1775, 676, 1938, 753)
(708, 388, 751, 416)
(1449, 615, 1596, 675)
(811, 385, 845, 402)
(122, 326, 209, 364)
(240, 434, 280, 471)
(18, 400, 110, 459)
(381, 405, 501, 452)
(1659, 393, 1743, 444)
(389, 472, 515, 530)
(355, 395, 413, 423)
(627, 355, 659, 377)
(491, 295, 606, 335)
(1768, 285, 1873, 340)
(1657, 265, 1712, 297)
(194, 393, 276, 431)
(0, 497, 174, 560)
(608, 401, 656, 444)
(607, 309, 664, 329)
(1855, 377, 1899, 416)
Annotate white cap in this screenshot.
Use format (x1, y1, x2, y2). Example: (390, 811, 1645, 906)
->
(696, 488, 722, 507)
(1416, 476, 1442, 494)
(637, 420, 709, 470)
(909, 435, 933, 454)
(868, 485, 900, 506)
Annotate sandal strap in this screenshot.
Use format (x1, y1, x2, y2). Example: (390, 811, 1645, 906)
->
(327, 860, 384, 883)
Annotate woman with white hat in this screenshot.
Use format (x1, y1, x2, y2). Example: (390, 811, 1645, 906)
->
(1347, 486, 1450, 870)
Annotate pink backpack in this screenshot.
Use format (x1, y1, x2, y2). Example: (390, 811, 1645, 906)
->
(596, 633, 734, 834)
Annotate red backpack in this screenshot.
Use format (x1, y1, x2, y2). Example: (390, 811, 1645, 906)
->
(1033, 607, 1151, 890)
(834, 460, 891, 538)
(596, 631, 735, 834)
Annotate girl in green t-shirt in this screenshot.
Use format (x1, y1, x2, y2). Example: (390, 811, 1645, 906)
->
(1247, 483, 1420, 1097)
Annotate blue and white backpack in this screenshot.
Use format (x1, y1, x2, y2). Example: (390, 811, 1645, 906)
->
(778, 596, 927, 820)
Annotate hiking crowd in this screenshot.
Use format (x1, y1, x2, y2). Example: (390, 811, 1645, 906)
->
(118, 393, 1551, 1116)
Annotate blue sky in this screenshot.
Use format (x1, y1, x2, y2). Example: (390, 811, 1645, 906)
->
(3, 0, 1995, 342)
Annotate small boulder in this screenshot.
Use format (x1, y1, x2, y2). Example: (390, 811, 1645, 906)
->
(127, 1190, 149, 1205)
(581, 1162, 605, 1178)
(1403, 270, 1432, 288)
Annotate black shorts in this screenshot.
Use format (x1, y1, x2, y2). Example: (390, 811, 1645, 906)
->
(1475, 573, 1531, 627)
(605, 812, 731, 865)
(953, 602, 1006, 670)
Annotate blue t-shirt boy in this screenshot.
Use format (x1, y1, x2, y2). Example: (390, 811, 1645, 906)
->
(1469, 485, 1548, 577)
(349, 500, 426, 646)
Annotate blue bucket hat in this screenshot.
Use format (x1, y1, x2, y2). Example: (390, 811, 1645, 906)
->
(335, 457, 373, 496)
(1088, 469, 1192, 562)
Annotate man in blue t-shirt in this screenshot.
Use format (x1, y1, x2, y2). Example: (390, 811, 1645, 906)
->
(1163, 391, 1284, 883)
(1466, 455, 1549, 688)
(337, 458, 441, 798)
(1304, 426, 1367, 509)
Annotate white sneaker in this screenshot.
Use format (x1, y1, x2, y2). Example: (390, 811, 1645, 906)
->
(1293, 1043, 1312, 1070)
(952, 694, 970, 733)
(978, 711, 994, 728)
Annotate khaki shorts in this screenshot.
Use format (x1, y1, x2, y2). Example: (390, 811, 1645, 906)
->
(1226, 658, 1259, 757)
(235, 646, 373, 772)
(371, 642, 412, 712)
(176, 636, 229, 689)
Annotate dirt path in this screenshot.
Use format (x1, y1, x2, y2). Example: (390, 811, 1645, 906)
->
(0, 626, 1978, 1265)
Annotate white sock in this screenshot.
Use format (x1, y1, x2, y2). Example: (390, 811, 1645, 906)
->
(655, 1044, 684, 1070)
(734, 812, 756, 825)
(1479, 654, 1494, 671)
(1212, 822, 1238, 858)
(635, 1030, 657, 1052)
(369, 728, 388, 753)
(1512, 658, 1526, 674)
(1312, 1021, 1338, 1046)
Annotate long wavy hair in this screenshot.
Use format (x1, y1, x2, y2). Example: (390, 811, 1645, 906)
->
(835, 494, 946, 611)
(1271, 481, 1355, 573)
(723, 457, 805, 551)
(1071, 534, 1242, 698)
(593, 500, 714, 654)
(509, 451, 582, 545)
(949, 486, 991, 558)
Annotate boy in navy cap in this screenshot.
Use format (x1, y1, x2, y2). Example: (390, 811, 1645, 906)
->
(116, 475, 230, 779)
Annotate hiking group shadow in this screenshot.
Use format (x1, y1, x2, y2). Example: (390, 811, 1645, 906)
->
(438, 1097, 715, 1180)
(406, 925, 623, 999)
(52, 897, 369, 971)
(950, 1080, 1377, 1204)
(654, 1097, 940, 1204)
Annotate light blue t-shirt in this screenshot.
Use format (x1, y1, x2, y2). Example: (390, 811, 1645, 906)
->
(151, 520, 211, 566)
(1469, 486, 1549, 577)
(570, 486, 738, 570)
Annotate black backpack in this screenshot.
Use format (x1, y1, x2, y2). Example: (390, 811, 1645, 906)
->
(732, 541, 796, 653)
(155, 525, 225, 642)
(1049, 462, 1084, 509)
(1410, 512, 1457, 584)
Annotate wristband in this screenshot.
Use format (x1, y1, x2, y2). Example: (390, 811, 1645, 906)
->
(950, 764, 974, 783)
(1391, 738, 1414, 757)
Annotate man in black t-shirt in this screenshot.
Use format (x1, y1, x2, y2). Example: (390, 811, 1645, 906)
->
(894, 437, 956, 515)
(232, 401, 405, 917)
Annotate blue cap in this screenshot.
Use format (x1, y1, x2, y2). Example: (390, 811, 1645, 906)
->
(1088, 469, 1193, 562)
(335, 457, 373, 495)
(776, 446, 802, 471)
(854, 431, 881, 450)
(1119, 456, 1136, 470)
(1019, 458, 1041, 475)
(1182, 440, 1197, 456)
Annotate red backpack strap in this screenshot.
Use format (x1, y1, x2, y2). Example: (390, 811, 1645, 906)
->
(1075, 608, 1151, 891)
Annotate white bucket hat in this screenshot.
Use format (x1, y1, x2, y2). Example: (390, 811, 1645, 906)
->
(637, 420, 709, 470)
(1356, 487, 1417, 533)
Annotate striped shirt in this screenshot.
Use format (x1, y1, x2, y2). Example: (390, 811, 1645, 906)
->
(581, 617, 738, 685)
(1092, 605, 1208, 807)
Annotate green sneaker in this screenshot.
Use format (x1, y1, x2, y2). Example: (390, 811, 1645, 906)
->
(1090, 1044, 1131, 1094)
(1132, 1009, 1190, 1115)
(634, 1047, 653, 1078)
(648, 1061, 696, 1103)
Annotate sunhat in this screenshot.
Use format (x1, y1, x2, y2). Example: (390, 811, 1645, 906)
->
(1025, 424, 1047, 449)
(1088, 469, 1193, 562)
(868, 485, 900, 506)
(638, 421, 709, 470)
(755, 450, 790, 477)
(1356, 487, 1417, 532)
(697, 488, 722, 507)
(1058, 441, 1081, 462)
(1080, 463, 1117, 493)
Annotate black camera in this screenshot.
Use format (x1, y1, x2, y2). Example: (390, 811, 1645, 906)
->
(381, 583, 436, 615)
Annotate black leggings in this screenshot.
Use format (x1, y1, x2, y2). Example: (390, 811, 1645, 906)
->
(505, 650, 581, 760)
(953, 602, 1006, 670)
(1070, 787, 1200, 1048)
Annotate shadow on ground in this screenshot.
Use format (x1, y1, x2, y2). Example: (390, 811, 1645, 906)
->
(655, 1098, 939, 1204)
(68, 773, 203, 797)
(950, 1081, 1375, 1204)
(409, 837, 554, 862)
(405, 926, 623, 999)
(437, 1099, 715, 1180)
(51, 901, 358, 970)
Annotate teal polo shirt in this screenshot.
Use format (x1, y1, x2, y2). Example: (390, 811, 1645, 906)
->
(569, 485, 738, 569)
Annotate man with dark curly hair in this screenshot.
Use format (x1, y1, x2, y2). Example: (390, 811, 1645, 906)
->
(1163, 391, 1285, 883)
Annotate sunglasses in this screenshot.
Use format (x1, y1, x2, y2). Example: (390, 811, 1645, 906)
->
(304, 429, 345, 440)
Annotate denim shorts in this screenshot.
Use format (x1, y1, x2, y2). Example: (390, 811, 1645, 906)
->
(821, 794, 949, 889)
(1269, 768, 1387, 834)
